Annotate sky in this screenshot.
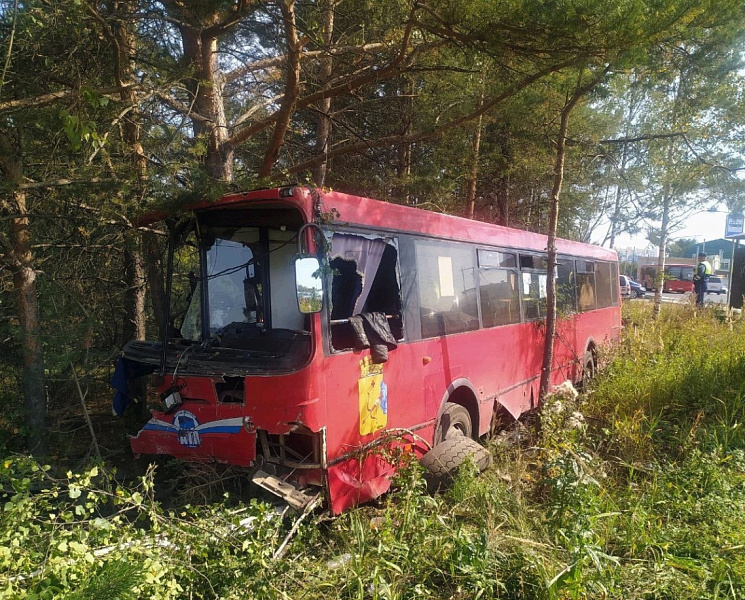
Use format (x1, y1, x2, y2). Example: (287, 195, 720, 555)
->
(596, 208, 735, 256)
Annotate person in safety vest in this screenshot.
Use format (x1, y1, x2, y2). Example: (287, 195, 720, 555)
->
(693, 251, 711, 306)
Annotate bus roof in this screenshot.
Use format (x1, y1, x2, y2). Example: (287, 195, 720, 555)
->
(142, 186, 617, 262)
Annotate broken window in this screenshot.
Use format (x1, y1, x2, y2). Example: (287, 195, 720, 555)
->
(329, 233, 403, 351)
(174, 231, 201, 341)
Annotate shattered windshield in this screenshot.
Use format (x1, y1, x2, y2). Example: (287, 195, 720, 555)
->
(175, 222, 312, 364)
(180, 238, 256, 339)
(206, 239, 258, 332)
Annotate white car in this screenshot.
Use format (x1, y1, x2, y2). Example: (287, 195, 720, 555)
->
(707, 276, 728, 295)
(619, 275, 631, 298)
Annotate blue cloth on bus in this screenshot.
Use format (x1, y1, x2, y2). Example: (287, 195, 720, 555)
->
(111, 357, 156, 416)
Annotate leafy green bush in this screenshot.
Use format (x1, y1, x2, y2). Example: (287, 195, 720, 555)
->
(0, 459, 286, 599)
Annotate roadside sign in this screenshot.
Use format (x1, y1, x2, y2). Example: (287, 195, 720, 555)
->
(725, 213, 745, 238)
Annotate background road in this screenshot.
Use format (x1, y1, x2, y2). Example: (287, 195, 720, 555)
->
(637, 290, 729, 305)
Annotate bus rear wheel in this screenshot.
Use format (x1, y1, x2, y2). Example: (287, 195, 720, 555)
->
(581, 350, 596, 388)
(436, 403, 472, 444)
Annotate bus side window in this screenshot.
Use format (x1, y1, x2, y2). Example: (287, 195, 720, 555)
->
(557, 260, 576, 313)
(479, 269, 520, 327)
(519, 254, 548, 320)
(576, 260, 596, 312)
(594, 262, 613, 308)
(416, 241, 478, 338)
(329, 234, 402, 351)
(610, 262, 619, 305)
(478, 249, 520, 327)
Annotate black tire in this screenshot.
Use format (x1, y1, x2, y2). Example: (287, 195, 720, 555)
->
(420, 436, 492, 492)
(580, 350, 596, 388)
(436, 403, 472, 444)
(630, 289, 638, 299)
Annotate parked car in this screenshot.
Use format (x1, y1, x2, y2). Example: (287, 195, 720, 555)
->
(620, 275, 645, 299)
(628, 279, 646, 299)
(707, 276, 728, 295)
(620, 275, 631, 298)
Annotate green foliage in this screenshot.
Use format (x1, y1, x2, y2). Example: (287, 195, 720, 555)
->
(0, 459, 291, 599)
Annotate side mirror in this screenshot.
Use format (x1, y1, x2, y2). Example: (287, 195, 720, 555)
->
(295, 256, 323, 314)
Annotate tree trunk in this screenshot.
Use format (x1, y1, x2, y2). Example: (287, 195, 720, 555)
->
(608, 92, 636, 248)
(259, 0, 301, 179)
(652, 192, 671, 320)
(122, 235, 146, 343)
(113, 0, 147, 342)
(652, 78, 681, 321)
(312, 0, 336, 188)
(180, 25, 234, 182)
(608, 139, 628, 248)
(465, 110, 484, 219)
(539, 69, 607, 400)
(539, 104, 572, 400)
(495, 136, 511, 226)
(0, 129, 47, 456)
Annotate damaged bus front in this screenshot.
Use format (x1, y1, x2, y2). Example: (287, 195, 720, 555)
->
(119, 188, 330, 510)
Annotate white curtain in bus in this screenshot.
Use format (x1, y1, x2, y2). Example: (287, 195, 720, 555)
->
(330, 233, 387, 314)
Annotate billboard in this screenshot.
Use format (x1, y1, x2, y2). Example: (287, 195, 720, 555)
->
(725, 213, 745, 238)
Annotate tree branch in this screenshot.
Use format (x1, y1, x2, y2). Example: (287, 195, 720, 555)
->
(223, 42, 388, 84)
(0, 85, 139, 113)
(202, 0, 255, 39)
(154, 91, 213, 124)
(288, 57, 579, 174)
(597, 132, 688, 144)
(226, 11, 424, 150)
(4, 177, 117, 190)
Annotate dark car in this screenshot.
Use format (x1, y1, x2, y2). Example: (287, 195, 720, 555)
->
(628, 279, 646, 299)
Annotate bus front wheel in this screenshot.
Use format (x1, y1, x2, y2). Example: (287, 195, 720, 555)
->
(436, 403, 472, 444)
(420, 436, 492, 492)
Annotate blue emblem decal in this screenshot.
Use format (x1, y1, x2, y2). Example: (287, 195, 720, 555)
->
(174, 410, 201, 448)
(141, 412, 245, 448)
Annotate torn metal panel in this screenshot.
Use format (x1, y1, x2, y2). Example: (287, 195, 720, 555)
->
(252, 470, 321, 512)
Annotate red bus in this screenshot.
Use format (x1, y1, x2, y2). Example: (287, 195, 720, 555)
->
(638, 263, 695, 293)
(117, 186, 621, 513)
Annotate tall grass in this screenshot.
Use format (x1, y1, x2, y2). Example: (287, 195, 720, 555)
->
(272, 304, 745, 599)
(5, 303, 745, 599)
